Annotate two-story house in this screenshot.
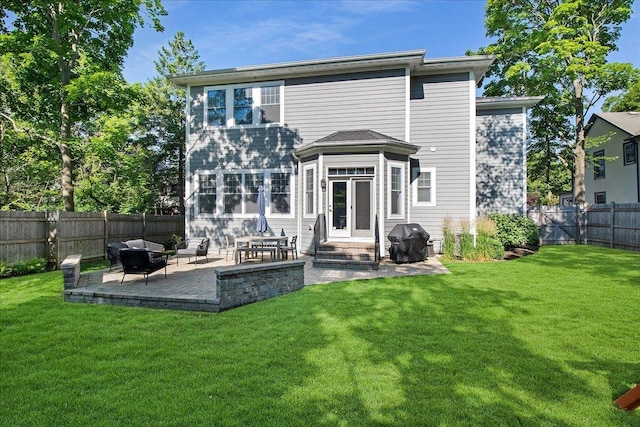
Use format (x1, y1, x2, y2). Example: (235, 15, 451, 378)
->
(584, 112, 640, 204)
(169, 49, 541, 258)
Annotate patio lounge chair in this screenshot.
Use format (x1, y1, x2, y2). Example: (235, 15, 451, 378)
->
(119, 248, 167, 285)
(175, 238, 210, 265)
(106, 242, 128, 271)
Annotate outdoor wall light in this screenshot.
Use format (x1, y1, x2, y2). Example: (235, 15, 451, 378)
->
(320, 178, 327, 192)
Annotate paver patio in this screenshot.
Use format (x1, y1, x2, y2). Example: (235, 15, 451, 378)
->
(65, 254, 449, 312)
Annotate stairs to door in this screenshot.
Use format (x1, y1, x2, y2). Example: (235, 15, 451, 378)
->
(312, 241, 379, 271)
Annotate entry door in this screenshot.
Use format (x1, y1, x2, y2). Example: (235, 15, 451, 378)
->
(352, 179, 373, 238)
(329, 180, 350, 237)
(328, 178, 374, 238)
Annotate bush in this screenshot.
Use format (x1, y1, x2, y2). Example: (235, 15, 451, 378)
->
(488, 213, 539, 249)
(0, 257, 48, 278)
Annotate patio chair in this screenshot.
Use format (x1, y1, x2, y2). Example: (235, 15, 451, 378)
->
(106, 242, 128, 271)
(280, 235, 298, 260)
(224, 235, 236, 261)
(175, 237, 210, 265)
(119, 248, 167, 285)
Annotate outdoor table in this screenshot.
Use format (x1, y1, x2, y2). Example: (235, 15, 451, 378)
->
(235, 236, 288, 264)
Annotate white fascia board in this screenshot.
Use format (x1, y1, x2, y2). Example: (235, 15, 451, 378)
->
(168, 50, 427, 87)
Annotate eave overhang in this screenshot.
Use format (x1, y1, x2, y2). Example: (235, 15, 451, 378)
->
(476, 96, 544, 110)
(293, 139, 420, 159)
(168, 50, 427, 87)
(414, 55, 496, 83)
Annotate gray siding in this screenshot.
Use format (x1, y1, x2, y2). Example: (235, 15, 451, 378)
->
(285, 69, 407, 143)
(409, 73, 473, 243)
(476, 108, 526, 215)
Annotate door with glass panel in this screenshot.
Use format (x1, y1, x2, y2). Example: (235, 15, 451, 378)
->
(328, 178, 374, 238)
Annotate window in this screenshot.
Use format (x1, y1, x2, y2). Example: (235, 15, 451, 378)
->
(412, 167, 436, 206)
(223, 173, 242, 214)
(624, 142, 637, 165)
(234, 88, 253, 125)
(595, 192, 606, 204)
(303, 165, 316, 217)
(207, 89, 226, 126)
(387, 162, 405, 218)
(198, 174, 217, 214)
(593, 150, 605, 179)
(204, 81, 283, 127)
(244, 173, 264, 214)
(198, 170, 293, 217)
(271, 172, 291, 214)
(260, 86, 280, 124)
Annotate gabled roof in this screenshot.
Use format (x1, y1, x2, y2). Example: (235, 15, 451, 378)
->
(293, 130, 419, 158)
(586, 112, 640, 138)
(168, 50, 495, 86)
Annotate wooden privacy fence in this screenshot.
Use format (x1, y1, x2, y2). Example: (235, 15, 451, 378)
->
(0, 211, 185, 267)
(528, 203, 640, 251)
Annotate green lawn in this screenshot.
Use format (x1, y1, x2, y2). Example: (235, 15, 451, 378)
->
(1, 246, 639, 426)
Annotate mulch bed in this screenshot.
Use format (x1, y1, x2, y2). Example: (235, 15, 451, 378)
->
(503, 244, 539, 260)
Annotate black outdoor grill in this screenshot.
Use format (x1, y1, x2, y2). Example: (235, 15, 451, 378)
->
(388, 223, 430, 263)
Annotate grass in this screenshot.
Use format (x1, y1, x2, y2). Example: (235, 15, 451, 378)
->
(1, 246, 639, 426)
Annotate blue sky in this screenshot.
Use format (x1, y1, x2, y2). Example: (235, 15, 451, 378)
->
(123, 0, 640, 89)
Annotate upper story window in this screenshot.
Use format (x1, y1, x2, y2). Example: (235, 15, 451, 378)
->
(204, 81, 283, 128)
(593, 150, 605, 179)
(624, 141, 637, 165)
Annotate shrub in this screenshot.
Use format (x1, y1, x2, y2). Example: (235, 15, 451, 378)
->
(442, 216, 456, 261)
(488, 213, 540, 249)
(163, 234, 183, 252)
(0, 257, 48, 278)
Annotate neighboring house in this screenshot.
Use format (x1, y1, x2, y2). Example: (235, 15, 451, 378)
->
(584, 112, 640, 204)
(169, 50, 541, 257)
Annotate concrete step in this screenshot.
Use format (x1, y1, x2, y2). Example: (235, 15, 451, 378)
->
(312, 258, 379, 271)
(315, 250, 375, 261)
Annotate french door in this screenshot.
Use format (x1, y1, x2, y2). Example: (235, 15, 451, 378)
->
(328, 178, 373, 238)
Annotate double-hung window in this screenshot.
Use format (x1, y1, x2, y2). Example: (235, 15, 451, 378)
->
(270, 172, 291, 214)
(593, 150, 605, 179)
(198, 174, 217, 214)
(205, 81, 283, 127)
(624, 142, 637, 165)
(387, 162, 405, 218)
(303, 164, 316, 218)
(223, 173, 242, 214)
(412, 167, 436, 206)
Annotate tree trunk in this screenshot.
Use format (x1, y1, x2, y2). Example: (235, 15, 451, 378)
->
(573, 78, 586, 208)
(59, 99, 74, 212)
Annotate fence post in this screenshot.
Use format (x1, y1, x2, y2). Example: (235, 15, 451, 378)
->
(142, 212, 147, 241)
(103, 211, 109, 260)
(610, 202, 615, 249)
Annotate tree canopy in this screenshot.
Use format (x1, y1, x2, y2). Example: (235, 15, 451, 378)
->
(473, 0, 635, 207)
(1, 0, 166, 211)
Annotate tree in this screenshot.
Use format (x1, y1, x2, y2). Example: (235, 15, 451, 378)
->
(474, 0, 635, 207)
(2, 0, 166, 211)
(136, 32, 205, 214)
(603, 71, 640, 111)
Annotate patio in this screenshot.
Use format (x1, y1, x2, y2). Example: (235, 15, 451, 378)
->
(64, 254, 449, 312)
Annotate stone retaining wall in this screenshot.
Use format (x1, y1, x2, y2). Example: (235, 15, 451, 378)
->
(215, 261, 305, 311)
(60, 254, 82, 289)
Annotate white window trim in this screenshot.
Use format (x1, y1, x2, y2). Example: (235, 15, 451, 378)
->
(412, 166, 436, 207)
(203, 81, 284, 129)
(194, 168, 294, 219)
(303, 163, 316, 219)
(387, 161, 405, 219)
